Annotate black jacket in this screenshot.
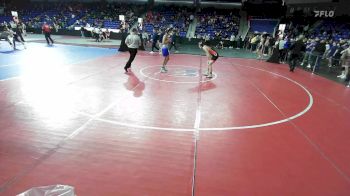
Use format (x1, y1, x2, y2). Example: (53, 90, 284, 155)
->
(290, 40, 305, 56)
(314, 42, 326, 54)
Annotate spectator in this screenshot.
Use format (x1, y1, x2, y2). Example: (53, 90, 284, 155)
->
(326, 41, 339, 67)
(301, 39, 315, 67)
(150, 29, 159, 53)
(288, 35, 305, 72)
(42, 22, 54, 45)
(229, 33, 235, 48)
(278, 37, 287, 63)
(308, 38, 326, 70)
(338, 45, 350, 79)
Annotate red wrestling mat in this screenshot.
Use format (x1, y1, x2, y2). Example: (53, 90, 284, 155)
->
(1, 51, 350, 195)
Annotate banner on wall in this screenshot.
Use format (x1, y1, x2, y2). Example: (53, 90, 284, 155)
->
(278, 24, 286, 31)
(11, 11, 18, 17)
(11, 11, 19, 23)
(119, 15, 125, 21)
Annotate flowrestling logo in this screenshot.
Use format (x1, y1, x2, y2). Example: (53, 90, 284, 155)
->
(314, 10, 335, 17)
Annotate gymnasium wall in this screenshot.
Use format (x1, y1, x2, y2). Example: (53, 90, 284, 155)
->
(285, 0, 333, 4)
(286, 0, 349, 16)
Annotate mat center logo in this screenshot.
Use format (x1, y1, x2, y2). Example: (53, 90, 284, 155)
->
(167, 68, 199, 77)
(140, 65, 216, 83)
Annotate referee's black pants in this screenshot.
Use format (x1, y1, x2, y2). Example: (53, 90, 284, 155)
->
(289, 53, 301, 72)
(151, 42, 159, 52)
(169, 42, 178, 50)
(45, 32, 54, 44)
(13, 35, 21, 49)
(14, 32, 25, 43)
(125, 48, 138, 70)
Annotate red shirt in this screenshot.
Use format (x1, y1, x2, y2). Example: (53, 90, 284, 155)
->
(209, 48, 218, 57)
(42, 24, 51, 33)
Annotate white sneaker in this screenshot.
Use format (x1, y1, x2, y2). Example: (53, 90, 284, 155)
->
(340, 75, 346, 79)
(160, 67, 167, 73)
(206, 74, 213, 78)
(307, 64, 311, 69)
(150, 51, 154, 54)
(337, 74, 344, 78)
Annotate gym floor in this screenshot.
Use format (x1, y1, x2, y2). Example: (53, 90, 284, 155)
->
(0, 35, 350, 195)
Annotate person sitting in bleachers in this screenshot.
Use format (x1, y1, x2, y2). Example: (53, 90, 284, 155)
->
(94, 27, 102, 42)
(102, 29, 110, 40)
(0, 26, 14, 49)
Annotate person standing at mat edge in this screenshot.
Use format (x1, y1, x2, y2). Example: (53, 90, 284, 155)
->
(199, 41, 219, 78)
(124, 28, 141, 73)
(160, 28, 172, 73)
(288, 35, 305, 72)
(42, 22, 54, 45)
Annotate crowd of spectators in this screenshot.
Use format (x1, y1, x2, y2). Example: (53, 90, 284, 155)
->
(143, 6, 195, 38)
(195, 8, 240, 41)
(1, 2, 84, 29)
(1, 3, 240, 45)
(1, 2, 142, 31)
(242, 16, 350, 83)
(2, 2, 349, 84)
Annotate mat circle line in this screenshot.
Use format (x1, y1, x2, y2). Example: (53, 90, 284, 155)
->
(140, 65, 217, 84)
(78, 63, 314, 131)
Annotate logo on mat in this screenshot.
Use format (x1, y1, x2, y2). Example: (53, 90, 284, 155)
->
(168, 69, 198, 77)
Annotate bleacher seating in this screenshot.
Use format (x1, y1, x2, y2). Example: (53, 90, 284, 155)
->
(143, 6, 193, 38)
(0, 2, 139, 31)
(249, 19, 279, 34)
(195, 10, 240, 39)
(313, 20, 350, 41)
